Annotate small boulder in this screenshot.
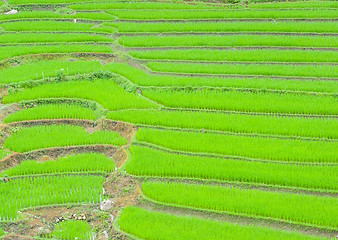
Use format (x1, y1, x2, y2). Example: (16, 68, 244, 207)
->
(4, 10, 18, 15)
(100, 199, 114, 211)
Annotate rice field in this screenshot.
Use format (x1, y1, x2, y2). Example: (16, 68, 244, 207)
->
(0, 0, 336, 239)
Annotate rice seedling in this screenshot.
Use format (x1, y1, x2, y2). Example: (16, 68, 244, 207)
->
(0, 175, 105, 221)
(0, 20, 116, 33)
(0, 33, 114, 44)
(142, 181, 338, 228)
(9, 0, 128, 3)
(127, 145, 337, 191)
(119, 207, 332, 240)
(1, 152, 115, 176)
(147, 62, 337, 78)
(249, 0, 338, 9)
(107, 109, 338, 139)
(48, 220, 94, 240)
(2, 79, 156, 110)
(69, 1, 219, 10)
(4, 104, 97, 123)
(104, 62, 338, 93)
(108, 21, 337, 33)
(129, 48, 338, 63)
(0, 60, 102, 84)
(3, 124, 127, 152)
(136, 128, 338, 163)
(0, 44, 113, 62)
(0, 149, 10, 160)
(118, 34, 336, 48)
(142, 89, 337, 115)
(108, 9, 337, 20)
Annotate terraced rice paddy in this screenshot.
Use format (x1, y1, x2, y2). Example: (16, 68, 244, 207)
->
(0, 0, 336, 239)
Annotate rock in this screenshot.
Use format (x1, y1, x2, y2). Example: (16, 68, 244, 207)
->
(4, 10, 18, 15)
(100, 199, 114, 211)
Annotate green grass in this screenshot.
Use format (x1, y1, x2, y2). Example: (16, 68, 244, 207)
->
(248, 0, 338, 9)
(0, 33, 114, 44)
(142, 89, 338, 115)
(128, 145, 337, 191)
(1, 153, 115, 176)
(0, 44, 113, 62)
(142, 182, 338, 229)
(119, 207, 333, 240)
(136, 128, 338, 163)
(48, 220, 94, 240)
(119, 34, 337, 48)
(0, 20, 116, 33)
(0, 60, 102, 84)
(147, 62, 337, 78)
(3, 125, 127, 153)
(4, 104, 97, 123)
(108, 21, 337, 33)
(2, 79, 156, 110)
(130, 48, 338, 63)
(108, 9, 337, 19)
(108, 109, 338, 139)
(0, 175, 105, 221)
(104, 62, 338, 93)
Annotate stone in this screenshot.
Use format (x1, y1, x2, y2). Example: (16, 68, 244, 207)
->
(100, 199, 114, 211)
(4, 10, 18, 15)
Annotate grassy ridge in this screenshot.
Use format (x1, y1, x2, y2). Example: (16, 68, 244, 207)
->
(119, 207, 330, 240)
(4, 104, 97, 123)
(108, 109, 338, 139)
(3, 125, 127, 152)
(142, 182, 338, 228)
(0, 33, 114, 44)
(119, 34, 337, 48)
(108, 9, 337, 20)
(147, 62, 337, 78)
(128, 145, 337, 191)
(142, 89, 338, 115)
(109, 21, 338, 33)
(0, 44, 113, 62)
(2, 79, 156, 110)
(0, 175, 105, 221)
(130, 49, 338, 63)
(49, 221, 94, 240)
(136, 128, 338, 163)
(1, 153, 115, 176)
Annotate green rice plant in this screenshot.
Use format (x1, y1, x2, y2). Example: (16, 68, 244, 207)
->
(108, 21, 337, 33)
(142, 182, 338, 229)
(4, 104, 97, 123)
(69, 1, 219, 10)
(147, 62, 337, 78)
(0, 149, 10, 160)
(48, 220, 94, 240)
(142, 89, 337, 115)
(0, 20, 115, 33)
(118, 34, 336, 48)
(0, 33, 114, 44)
(1, 153, 115, 176)
(2, 79, 156, 110)
(108, 109, 338, 139)
(0, 44, 113, 62)
(3, 125, 127, 152)
(8, 0, 128, 3)
(136, 128, 338, 163)
(119, 207, 331, 240)
(249, 0, 338, 9)
(108, 9, 337, 20)
(0, 11, 116, 21)
(0, 60, 102, 84)
(127, 145, 337, 191)
(0, 175, 105, 221)
(104, 62, 338, 93)
(129, 48, 338, 63)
